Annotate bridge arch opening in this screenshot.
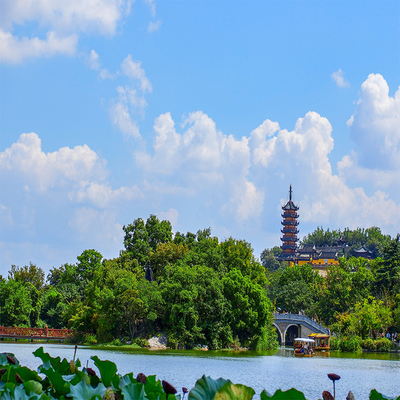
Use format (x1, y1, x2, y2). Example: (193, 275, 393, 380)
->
(284, 324, 298, 346)
(272, 323, 283, 345)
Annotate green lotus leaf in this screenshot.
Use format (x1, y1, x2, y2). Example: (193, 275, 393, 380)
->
(68, 380, 107, 400)
(39, 364, 70, 396)
(0, 354, 20, 368)
(119, 373, 135, 389)
(143, 375, 165, 400)
(23, 380, 43, 395)
(33, 348, 70, 376)
(189, 376, 230, 400)
(91, 356, 119, 388)
(122, 382, 146, 400)
(370, 389, 400, 400)
(260, 388, 307, 400)
(15, 366, 42, 383)
(214, 382, 255, 400)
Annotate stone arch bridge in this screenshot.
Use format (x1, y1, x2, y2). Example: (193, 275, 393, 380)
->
(273, 312, 330, 346)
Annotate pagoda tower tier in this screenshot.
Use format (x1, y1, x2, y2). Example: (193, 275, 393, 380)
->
(281, 227, 299, 234)
(280, 185, 299, 256)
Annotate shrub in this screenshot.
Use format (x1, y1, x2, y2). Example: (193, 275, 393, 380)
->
(330, 336, 341, 350)
(84, 334, 97, 345)
(375, 338, 392, 352)
(340, 336, 362, 352)
(134, 338, 149, 347)
(361, 338, 376, 351)
(111, 338, 122, 346)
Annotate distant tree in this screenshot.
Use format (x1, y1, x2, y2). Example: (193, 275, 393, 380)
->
(260, 246, 284, 272)
(373, 234, 400, 295)
(123, 215, 172, 266)
(0, 279, 33, 326)
(8, 263, 45, 291)
(76, 249, 103, 282)
(332, 296, 392, 339)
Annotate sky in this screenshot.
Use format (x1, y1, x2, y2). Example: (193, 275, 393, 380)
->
(0, 0, 399, 277)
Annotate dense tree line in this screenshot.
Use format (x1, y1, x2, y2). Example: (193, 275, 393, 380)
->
(0, 215, 276, 350)
(1, 218, 399, 349)
(266, 234, 400, 339)
(300, 226, 391, 258)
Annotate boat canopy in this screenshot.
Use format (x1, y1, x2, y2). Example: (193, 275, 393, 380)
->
(294, 337, 315, 343)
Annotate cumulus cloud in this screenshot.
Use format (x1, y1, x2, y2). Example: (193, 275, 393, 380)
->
(136, 111, 264, 221)
(0, 132, 144, 209)
(0, 133, 107, 191)
(331, 68, 350, 87)
(148, 20, 162, 33)
(346, 73, 400, 170)
(83, 50, 114, 79)
(0, 0, 132, 63)
(121, 55, 152, 93)
(144, 0, 157, 17)
(135, 99, 400, 236)
(108, 55, 152, 139)
(0, 29, 77, 63)
(0, 131, 145, 272)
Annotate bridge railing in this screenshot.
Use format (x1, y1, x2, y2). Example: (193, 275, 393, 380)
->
(0, 326, 74, 338)
(273, 312, 330, 335)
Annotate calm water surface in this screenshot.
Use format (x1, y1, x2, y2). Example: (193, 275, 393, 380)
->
(1, 343, 399, 400)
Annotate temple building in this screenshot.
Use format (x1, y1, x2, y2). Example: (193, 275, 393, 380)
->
(278, 185, 299, 263)
(275, 186, 378, 276)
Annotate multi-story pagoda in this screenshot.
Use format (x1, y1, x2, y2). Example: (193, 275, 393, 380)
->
(280, 185, 299, 259)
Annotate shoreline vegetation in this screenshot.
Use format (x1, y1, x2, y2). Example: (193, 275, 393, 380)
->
(1, 348, 399, 400)
(0, 215, 399, 354)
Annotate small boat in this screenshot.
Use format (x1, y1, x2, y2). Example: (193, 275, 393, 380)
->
(308, 333, 330, 351)
(293, 337, 315, 357)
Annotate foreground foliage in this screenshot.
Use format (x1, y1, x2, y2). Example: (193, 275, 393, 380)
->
(1, 350, 398, 400)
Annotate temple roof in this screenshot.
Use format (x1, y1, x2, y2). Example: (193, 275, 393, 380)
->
(354, 246, 373, 255)
(282, 201, 299, 211)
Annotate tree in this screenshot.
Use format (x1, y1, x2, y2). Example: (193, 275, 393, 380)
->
(160, 263, 229, 348)
(260, 247, 284, 273)
(373, 234, 400, 295)
(0, 279, 33, 326)
(318, 258, 374, 325)
(123, 215, 173, 266)
(332, 296, 392, 339)
(8, 263, 45, 291)
(76, 249, 103, 282)
(222, 268, 274, 349)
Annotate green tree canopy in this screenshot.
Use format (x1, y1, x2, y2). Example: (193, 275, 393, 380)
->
(8, 263, 45, 291)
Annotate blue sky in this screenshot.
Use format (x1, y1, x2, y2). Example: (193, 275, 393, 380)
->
(1, 0, 399, 276)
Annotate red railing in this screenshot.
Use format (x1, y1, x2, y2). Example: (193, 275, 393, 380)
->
(0, 326, 74, 339)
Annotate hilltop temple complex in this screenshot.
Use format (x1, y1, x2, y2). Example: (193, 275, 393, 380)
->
(276, 185, 373, 274)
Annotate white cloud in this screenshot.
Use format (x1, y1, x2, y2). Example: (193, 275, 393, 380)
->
(109, 85, 148, 139)
(0, 0, 132, 63)
(331, 68, 350, 87)
(148, 20, 162, 33)
(134, 103, 400, 235)
(108, 55, 152, 138)
(0, 132, 147, 273)
(346, 73, 400, 170)
(144, 0, 157, 17)
(121, 55, 152, 93)
(0, 29, 77, 63)
(159, 208, 179, 226)
(83, 49, 114, 79)
(0, 133, 107, 191)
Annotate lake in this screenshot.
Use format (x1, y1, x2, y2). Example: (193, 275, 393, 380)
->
(1, 342, 399, 399)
